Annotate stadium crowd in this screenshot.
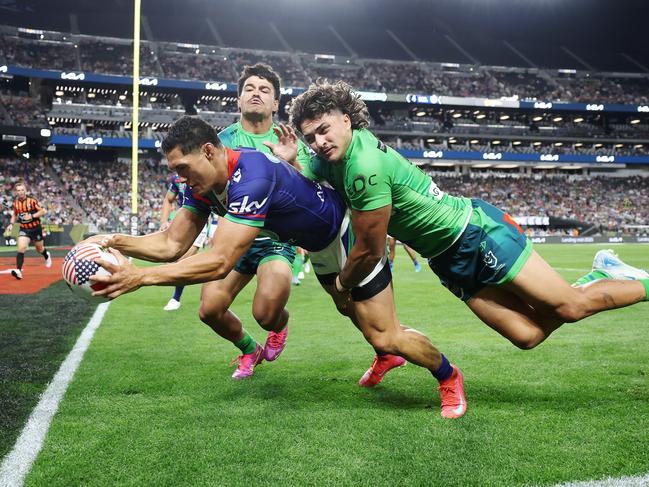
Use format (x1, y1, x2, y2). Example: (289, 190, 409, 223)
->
(2, 29, 649, 104)
(0, 156, 85, 230)
(431, 173, 649, 235)
(2, 154, 647, 237)
(49, 156, 168, 233)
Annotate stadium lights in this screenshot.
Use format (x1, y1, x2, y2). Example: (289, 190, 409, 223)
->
(634, 144, 644, 148)
(615, 143, 623, 148)
(150, 96, 157, 102)
(594, 143, 603, 148)
(554, 142, 563, 146)
(476, 114, 486, 119)
(452, 112, 462, 118)
(532, 116, 543, 122)
(552, 116, 563, 122)
(470, 139, 479, 144)
(512, 141, 522, 145)
(55, 90, 64, 96)
(573, 117, 584, 123)
(499, 114, 510, 120)
(87, 93, 95, 98)
(533, 141, 542, 146)
(492, 140, 501, 145)
(416, 111, 426, 117)
(630, 119, 641, 124)
(574, 142, 583, 147)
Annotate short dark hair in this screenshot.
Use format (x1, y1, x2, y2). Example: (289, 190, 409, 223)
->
(289, 80, 370, 131)
(237, 63, 282, 101)
(161, 116, 221, 155)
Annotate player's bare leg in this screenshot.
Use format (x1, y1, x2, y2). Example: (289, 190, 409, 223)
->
(12, 235, 31, 279)
(33, 239, 51, 268)
(318, 280, 409, 387)
(402, 244, 421, 272)
(468, 250, 648, 349)
(199, 271, 263, 379)
(254, 259, 293, 361)
(352, 284, 466, 418)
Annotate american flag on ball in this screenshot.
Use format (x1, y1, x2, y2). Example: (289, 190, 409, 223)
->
(63, 244, 104, 285)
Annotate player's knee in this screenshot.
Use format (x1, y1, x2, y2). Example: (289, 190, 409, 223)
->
(252, 306, 283, 330)
(509, 332, 542, 350)
(363, 330, 397, 355)
(554, 301, 587, 323)
(198, 300, 226, 324)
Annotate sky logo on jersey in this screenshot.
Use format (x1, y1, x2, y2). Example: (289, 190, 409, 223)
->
(228, 196, 268, 217)
(232, 169, 242, 182)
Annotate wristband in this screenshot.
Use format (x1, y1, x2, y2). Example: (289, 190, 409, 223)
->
(335, 275, 350, 293)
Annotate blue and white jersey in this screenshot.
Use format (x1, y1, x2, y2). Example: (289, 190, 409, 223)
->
(181, 148, 345, 252)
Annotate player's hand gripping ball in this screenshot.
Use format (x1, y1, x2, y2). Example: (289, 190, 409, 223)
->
(62, 243, 118, 302)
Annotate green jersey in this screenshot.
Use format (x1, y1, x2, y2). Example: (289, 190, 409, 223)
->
(303, 129, 472, 258)
(219, 120, 312, 166)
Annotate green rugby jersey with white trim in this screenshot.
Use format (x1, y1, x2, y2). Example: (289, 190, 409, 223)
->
(302, 128, 472, 258)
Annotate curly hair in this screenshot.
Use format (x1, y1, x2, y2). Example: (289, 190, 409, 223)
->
(289, 80, 370, 131)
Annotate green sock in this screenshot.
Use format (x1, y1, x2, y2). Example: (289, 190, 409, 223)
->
(292, 253, 304, 278)
(234, 332, 257, 355)
(641, 279, 649, 301)
(572, 269, 612, 287)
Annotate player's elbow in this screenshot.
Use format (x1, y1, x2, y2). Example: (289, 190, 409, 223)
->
(168, 243, 188, 261)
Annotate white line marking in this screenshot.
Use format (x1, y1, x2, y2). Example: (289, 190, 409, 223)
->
(548, 473, 649, 487)
(0, 302, 110, 487)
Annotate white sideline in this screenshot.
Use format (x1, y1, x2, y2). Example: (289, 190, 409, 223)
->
(548, 473, 649, 487)
(0, 302, 110, 487)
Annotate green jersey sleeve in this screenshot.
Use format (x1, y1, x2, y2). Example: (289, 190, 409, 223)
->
(345, 147, 393, 212)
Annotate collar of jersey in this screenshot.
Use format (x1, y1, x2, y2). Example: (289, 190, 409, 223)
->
(226, 148, 241, 178)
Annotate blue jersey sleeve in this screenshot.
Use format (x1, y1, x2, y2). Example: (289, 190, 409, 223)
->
(181, 186, 212, 217)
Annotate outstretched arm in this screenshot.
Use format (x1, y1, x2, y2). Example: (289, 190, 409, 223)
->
(91, 218, 260, 298)
(86, 208, 206, 262)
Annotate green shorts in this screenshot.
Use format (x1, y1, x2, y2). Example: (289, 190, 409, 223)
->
(235, 238, 296, 275)
(427, 199, 532, 302)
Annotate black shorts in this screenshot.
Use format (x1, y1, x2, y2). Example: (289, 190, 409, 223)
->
(19, 225, 44, 242)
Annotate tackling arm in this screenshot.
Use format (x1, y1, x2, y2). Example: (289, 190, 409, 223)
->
(337, 205, 391, 290)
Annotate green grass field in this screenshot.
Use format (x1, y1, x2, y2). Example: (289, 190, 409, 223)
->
(6, 244, 649, 486)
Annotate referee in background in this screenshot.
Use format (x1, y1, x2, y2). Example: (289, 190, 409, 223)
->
(6, 181, 51, 280)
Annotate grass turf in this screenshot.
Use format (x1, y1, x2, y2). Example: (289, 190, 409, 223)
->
(7, 244, 649, 486)
(0, 281, 95, 459)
